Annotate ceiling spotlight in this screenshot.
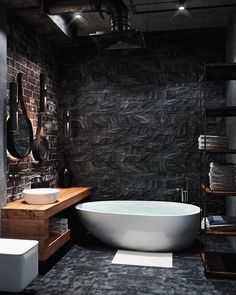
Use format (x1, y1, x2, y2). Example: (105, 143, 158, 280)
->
(74, 13, 82, 19)
(178, 0, 186, 11)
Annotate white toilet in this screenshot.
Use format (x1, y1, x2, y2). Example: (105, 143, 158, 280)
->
(0, 238, 38, 293)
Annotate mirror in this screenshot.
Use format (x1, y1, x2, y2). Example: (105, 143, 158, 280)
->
(7, 114, 33, 159)
(7, 75, 33, 159)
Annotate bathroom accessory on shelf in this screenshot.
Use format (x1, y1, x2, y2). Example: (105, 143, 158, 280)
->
(58, 165, 73, 188)
(49, 218, 68, 235)
(22, 188, 60, 204)
(201, 215, 236, 231)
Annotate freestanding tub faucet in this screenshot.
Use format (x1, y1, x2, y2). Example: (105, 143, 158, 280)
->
(177, 177, 189, 203)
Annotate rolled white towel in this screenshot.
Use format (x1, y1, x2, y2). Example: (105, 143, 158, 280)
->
(210, 162, 236, 168)
(198, 145, 229, 151)
(198, 135, 229, 142)
(198, 135, 229, 140)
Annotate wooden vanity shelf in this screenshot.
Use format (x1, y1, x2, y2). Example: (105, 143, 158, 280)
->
(1, 187, 91, 261)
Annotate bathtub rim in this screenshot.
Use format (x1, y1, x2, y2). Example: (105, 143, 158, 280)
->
(75, 200, 201, 217)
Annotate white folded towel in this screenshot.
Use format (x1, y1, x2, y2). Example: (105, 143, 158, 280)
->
(198, 135, 229, 141)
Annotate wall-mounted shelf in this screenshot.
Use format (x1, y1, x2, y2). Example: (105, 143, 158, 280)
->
(1, 187, 91, 261)
(201, 251, 236, 278)
(205, 229, 236, 236)
(205, 63, 236, 81)
(206, 107, 236, 117)
(202, 185, 236, 196)
(200, 149, 236, 154)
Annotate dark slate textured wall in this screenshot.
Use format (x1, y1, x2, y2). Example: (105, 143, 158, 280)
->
(58, 28, 226, 208)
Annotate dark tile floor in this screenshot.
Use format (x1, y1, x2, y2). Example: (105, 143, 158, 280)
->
(3, 236, 236, 295)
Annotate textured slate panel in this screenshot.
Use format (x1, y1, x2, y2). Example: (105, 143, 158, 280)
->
(57, 28, 226, 212)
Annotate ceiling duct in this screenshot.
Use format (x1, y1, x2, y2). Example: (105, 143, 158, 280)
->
(90, 30, 146, 51)
(45, 0, 131, 32)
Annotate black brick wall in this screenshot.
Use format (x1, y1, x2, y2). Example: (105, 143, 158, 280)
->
(58, 28, 226, 209)
(7, 16, 59, 200)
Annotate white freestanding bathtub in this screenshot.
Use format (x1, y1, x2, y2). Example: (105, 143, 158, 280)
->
(75, 201, 200, 251)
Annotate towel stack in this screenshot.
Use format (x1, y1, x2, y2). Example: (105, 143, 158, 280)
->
(198, 135, 229, 151)
(209, 162, 236, 191)
(49, 218, 68, 235)
(201, 215, 236, 231)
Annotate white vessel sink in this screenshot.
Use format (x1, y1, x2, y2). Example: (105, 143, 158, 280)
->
(22, 188, 60, 205)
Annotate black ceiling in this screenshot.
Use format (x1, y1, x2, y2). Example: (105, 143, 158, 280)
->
(3, 0, 236, 46)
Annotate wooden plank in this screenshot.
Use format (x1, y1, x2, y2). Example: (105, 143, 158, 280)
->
(205, 63, 236, 81)
(206, 230, 236, 236)
(2, 218, 49, 239)
(44, 187, 91, 218)
(39, 229, 71, 261)
(201, 149, 236, 154)
(1, 208, 44, 220)
(202, 185, 236, 196)
(201, 251, 236, 278)
(206, 107, 236, 117)
(1, 187, 91, 219)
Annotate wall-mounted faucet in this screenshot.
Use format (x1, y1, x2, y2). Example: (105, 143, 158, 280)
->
(26, 174, 41, 182)
(176, 177, 189, 203)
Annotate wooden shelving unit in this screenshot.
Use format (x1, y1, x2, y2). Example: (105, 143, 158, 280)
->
(205, 63, 236, 81)
(1, 187, 91, 261)
(201, 149, 236, 154)
(206, 230, 236, 236)
(200, 62, 236, 278)
(202, 185, 236, 196)
(205, 107, 236, 117)
(201, 175, 236, 278)
(201, 252, 236, 278)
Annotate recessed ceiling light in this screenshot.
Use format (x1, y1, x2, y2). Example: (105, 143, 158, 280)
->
(74, 13, 82, 19)
(178, 0, 186, 11)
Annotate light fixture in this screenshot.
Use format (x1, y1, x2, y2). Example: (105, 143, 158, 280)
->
(178, 0, 186, 11)
(74, 13, 82, 20)
(40, 74, 47, 113)
(63, 105, 70, 137)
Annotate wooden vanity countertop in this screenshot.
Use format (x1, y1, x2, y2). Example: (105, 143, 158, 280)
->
(1, 187, 91, 219)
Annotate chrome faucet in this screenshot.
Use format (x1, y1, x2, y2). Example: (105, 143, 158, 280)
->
(26, 174, 41, 181)
(176, 177, 189, 203)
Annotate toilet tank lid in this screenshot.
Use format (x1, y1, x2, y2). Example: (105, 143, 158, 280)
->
(0, 238, 38, 255)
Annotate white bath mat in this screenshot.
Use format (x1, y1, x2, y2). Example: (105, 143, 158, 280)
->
(111, 250, 173, 268)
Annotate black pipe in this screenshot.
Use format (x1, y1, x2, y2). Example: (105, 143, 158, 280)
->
(45, 0, 130, 32)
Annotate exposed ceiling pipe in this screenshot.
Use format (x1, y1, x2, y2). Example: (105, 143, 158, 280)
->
(44, 0, 131, 32)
